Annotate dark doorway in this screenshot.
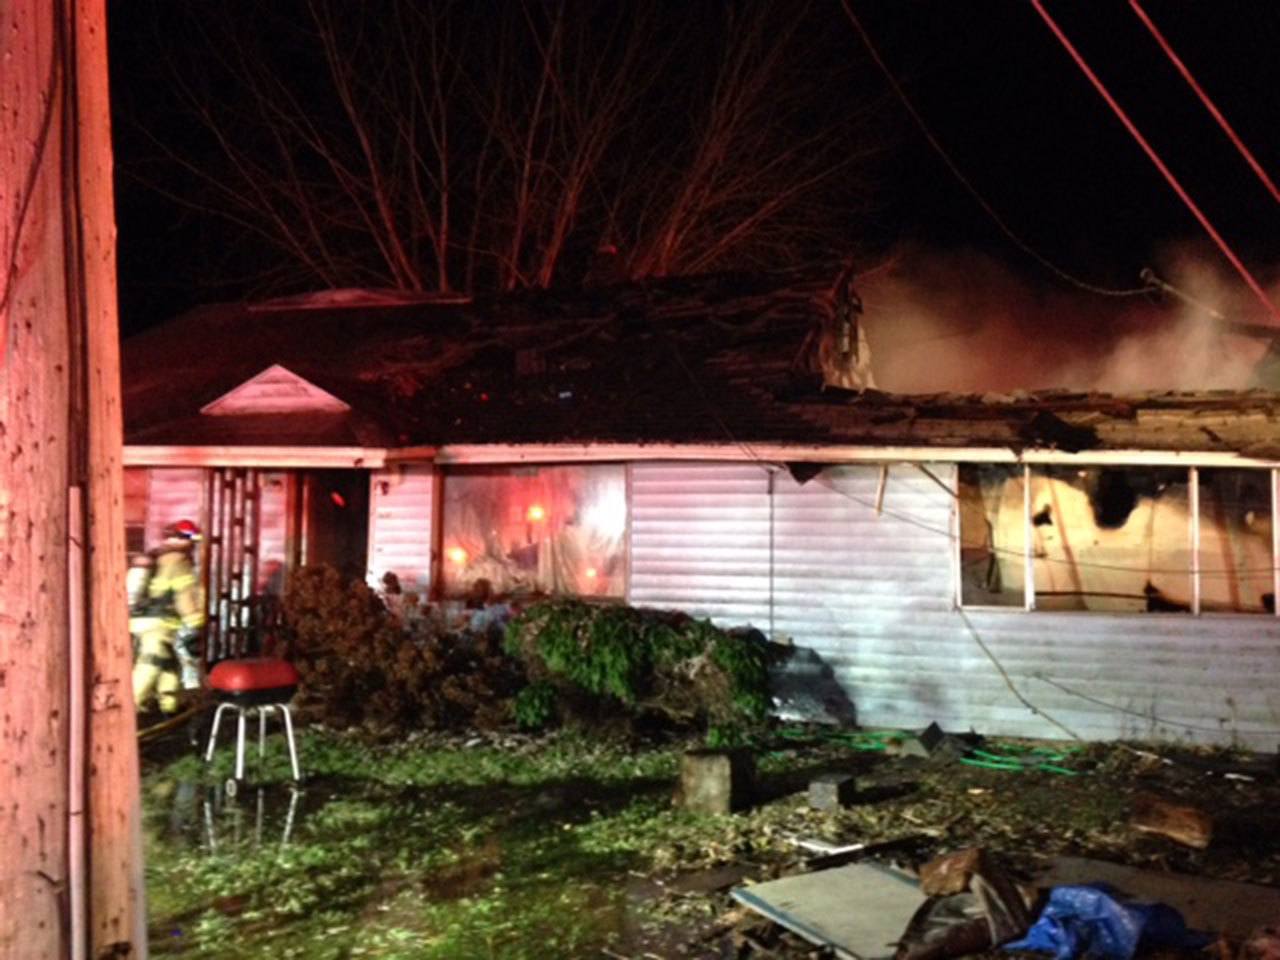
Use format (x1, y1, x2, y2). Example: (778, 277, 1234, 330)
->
(302, 470, 370, 583)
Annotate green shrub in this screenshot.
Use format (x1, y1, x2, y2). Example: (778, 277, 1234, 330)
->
(513, 681, 558, 731)
(282, 565, 526, 734)
(504, 599, 771, 740)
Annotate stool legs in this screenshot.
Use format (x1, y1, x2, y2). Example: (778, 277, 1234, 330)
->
(204, 701, 302, 784)
(234, 709, 248, 781)
(204, 703, 236, 763)
(279, 704, 301, 782)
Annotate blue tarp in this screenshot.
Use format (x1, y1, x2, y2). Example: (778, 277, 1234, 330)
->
(1006, 883, 1212, 960)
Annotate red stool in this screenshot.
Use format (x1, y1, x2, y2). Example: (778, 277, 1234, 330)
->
(204, 658, 302, 790)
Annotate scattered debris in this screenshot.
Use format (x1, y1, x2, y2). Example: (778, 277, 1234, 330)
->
(677, 748, 755, 815)
(896, 894, 992, 960)
(804, 836, 930, 872)
(1241, 927, 1280, 960)
(659, 864, 754, 897)
(788, 836, 867, 856)
(1035, 857, 1280, 939)
(916, 847, 1031, 942)
(1130, 791, 1214, 849)
(917, 722, 969, 762)
(731, 862, 927, 960)
(809, 773, 858, 811)
(886, 723, 968, 761)
(1007, 883, 1210, 960)
(918, 848, 985, 897)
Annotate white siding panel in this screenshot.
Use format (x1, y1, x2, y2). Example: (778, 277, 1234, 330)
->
(143, 468, 206, 547)
(769, 465, 959, 727)
(626, 460, 1280, 749)
(257, 473, 290, 587)
(367, 465, 434, 592)
(629, 463, 774, 628)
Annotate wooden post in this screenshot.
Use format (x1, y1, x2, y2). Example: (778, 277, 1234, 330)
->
(1, 1, 144, 957)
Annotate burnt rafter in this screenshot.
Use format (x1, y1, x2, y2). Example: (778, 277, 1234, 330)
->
(125, 264, 1280, 455)
(1018, 410, 1101, 453)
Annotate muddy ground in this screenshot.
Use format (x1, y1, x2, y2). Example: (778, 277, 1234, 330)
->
(140, 724, 1280, 959)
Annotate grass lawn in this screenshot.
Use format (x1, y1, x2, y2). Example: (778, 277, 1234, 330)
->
(144, 727, 749, 958)
(142, 725, 1280, 959)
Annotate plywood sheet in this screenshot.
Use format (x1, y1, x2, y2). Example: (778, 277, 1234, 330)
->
(731, 862, 926, 960)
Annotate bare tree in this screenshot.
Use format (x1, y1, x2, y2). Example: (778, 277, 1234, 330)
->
(123, 0, 884, 298)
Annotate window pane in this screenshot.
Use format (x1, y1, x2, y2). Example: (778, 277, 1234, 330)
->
(441, 465, 626, 599)
(1030, 467, 1190, 612)
(958, 464, 1025, 606)
(1198, 469, 1274, 614)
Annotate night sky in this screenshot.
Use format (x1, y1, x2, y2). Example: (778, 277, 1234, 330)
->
(108, 2, 1280, 349)
(851, 2, 1280, 284)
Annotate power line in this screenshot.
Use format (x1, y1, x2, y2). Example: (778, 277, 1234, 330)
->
(1034, 674, 1280, 736)
(959, 610, 1083, 740)
(815, 469, 1280, 579)
(1128, 0, 1280, 209)
(654, 325, 1280, 737)
(1030, 0, 1280, 328)
(660, 313, 1280, 579)
(837, 0, 1152, 300)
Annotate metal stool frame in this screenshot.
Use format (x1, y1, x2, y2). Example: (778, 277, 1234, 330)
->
(204, 699, 301, 786)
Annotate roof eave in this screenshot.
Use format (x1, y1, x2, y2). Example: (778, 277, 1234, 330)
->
(124, 441, 1280, 470)
(122, 445, 395, 469)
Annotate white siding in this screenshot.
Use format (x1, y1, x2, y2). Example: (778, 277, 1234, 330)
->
(769, 465, 957, 728)
(143, 468, 206, 548)
(367, 465, 435, 593)
(629, 463, 774, 627)
(257, 472, 290, 588)
(628, 461, 1280, 749)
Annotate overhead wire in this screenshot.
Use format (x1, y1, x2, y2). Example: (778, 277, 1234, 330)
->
(656, 304, 1280, 579)
(668, 3, 1280, 736)
(656, 322, 1280, 736)
(837, 0, 1152, 300)
(1128, 0, 1280, 209)
(662, 332, 1280, 577)
(1034, 674, 1271, 736)
(1029, 0, 1280, 328)
(959, 609, 1083, 740)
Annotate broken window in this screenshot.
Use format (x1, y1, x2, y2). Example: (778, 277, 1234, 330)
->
(1030, 467, 1191, 613)
(957, 464, 1025, 607)
(1198, 469, 1274, 614)
(440, 464, 627, 599)
(958, 463, 1277, 615)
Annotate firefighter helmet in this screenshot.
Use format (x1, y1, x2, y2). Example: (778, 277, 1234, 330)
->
(163, 519, 202, 542)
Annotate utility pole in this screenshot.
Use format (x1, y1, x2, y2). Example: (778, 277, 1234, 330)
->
(1, 1, 145, 957)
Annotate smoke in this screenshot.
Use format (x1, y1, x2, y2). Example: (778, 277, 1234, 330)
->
(859, 245, 1276, 394)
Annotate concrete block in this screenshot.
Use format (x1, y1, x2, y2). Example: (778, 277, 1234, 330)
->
(808, 773, 857, 810)
(678, 748, 755, 814)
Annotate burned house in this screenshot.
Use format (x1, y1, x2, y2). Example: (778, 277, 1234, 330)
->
(123, 269, 1280, 748)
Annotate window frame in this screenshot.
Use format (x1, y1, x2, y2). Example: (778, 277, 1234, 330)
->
(954, 463, 1280, 617)
(433, 461, 631, 602)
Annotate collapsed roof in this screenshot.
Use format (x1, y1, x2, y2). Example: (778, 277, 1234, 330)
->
(122, 268, 1280, 458)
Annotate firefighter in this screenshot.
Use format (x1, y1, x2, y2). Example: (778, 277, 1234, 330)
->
(131, 519, 205, 715)
(125, 552, 154, 659)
